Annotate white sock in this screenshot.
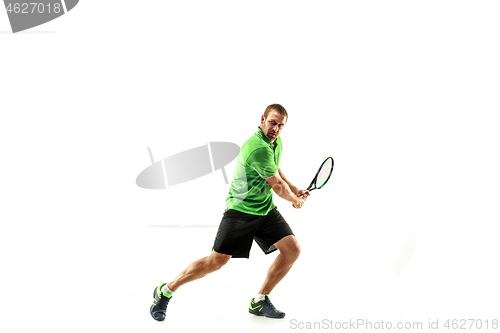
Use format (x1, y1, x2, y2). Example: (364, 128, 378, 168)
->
(161, 283, 174, 296)
(255, 294, 267, 302)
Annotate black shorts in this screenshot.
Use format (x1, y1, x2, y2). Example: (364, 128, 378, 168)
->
(213, 207, 294, 259)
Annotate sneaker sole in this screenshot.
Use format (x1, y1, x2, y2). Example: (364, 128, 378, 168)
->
(249, 309, 285, 319)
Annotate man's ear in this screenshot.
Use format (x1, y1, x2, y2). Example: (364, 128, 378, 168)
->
(260, 115, 265, 125)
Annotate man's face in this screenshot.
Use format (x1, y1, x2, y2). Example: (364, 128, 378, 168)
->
(260, 110, 287, 143)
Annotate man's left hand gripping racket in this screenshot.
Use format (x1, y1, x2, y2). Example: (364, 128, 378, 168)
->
(294, 157, 334, 207)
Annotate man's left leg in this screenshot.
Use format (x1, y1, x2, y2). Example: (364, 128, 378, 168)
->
(249, 235, 300, 318)
(258, 235, 301, 294)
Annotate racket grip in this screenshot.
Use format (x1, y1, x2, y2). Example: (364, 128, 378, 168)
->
(299, 189, 311, 199)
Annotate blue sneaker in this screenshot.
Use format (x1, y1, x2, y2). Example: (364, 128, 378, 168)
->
(150, 283, 172, 321)
(249, 295, 285, 318)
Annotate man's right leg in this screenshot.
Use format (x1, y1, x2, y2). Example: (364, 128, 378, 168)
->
(168, 250, 231, 291)
(150, 251, 231, 321)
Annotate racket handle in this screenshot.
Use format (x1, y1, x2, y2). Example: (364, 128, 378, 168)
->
(300, 188, 312, 198)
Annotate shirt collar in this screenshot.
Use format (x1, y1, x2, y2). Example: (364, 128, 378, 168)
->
(256, 127, 278, 148)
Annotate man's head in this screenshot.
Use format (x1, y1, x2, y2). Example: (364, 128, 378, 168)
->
(260, 104, 288, 143)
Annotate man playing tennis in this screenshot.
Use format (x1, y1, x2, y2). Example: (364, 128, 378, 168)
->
(150, 104, 309, 320)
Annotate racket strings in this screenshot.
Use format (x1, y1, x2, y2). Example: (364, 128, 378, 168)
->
(316, 159, 333, 187)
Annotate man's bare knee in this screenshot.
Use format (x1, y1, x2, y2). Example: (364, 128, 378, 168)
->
(276, 235, 301, 262)
(285, 244, 301, 262)
(208, 251, 231, 272)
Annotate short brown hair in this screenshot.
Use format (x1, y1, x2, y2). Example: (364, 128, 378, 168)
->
(264, 104, 288, 120)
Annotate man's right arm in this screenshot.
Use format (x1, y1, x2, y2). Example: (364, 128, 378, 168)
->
(265, 173, 305, 209)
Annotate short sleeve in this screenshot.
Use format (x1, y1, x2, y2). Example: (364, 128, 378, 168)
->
(247, 147, 278, 179)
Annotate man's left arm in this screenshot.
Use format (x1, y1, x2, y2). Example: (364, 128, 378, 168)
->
(278, 168, 310, 199)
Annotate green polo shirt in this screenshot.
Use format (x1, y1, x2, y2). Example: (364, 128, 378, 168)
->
(225, 127, 282, 215)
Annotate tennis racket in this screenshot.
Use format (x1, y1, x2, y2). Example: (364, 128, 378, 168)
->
(293, 157, 334, 208)
(304, 157, 334, 193)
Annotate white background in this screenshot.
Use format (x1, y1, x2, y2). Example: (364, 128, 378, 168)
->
(1, 1, 499, 332)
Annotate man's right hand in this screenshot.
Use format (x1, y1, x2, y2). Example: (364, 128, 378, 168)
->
(292, 196, 305, 209)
